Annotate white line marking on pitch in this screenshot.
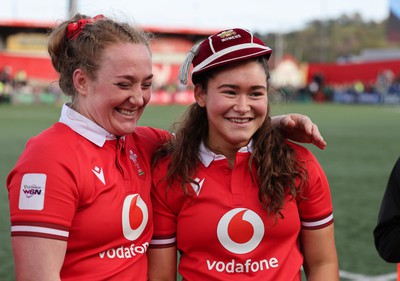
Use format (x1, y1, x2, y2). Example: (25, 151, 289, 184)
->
(339, 270, 397, 281)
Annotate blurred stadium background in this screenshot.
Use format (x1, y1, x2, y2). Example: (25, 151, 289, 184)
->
(1, 0, 400, 107)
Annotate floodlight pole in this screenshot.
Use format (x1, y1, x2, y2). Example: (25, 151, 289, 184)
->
(68, 0, 78, 18)
(319, 0, 327, 62)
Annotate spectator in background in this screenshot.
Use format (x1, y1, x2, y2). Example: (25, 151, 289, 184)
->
(0, 65, 13, 85)
(309, 72, 325, 102)
(0, 65, 14, 103)
(14, 69, 27, 87)
(376, 69, 394, 97)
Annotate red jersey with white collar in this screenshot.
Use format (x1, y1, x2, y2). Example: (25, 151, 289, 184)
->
(150, 141, 333, 281)
(7, 104, 169, 281)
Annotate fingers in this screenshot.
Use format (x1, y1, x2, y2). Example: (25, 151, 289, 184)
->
(274, 114, 295, 128)
(275, 113, 327, 150)
(285, 117, 296, 128)
(301, 115, 313, 135)
(293, 114, 327, 150)
(294, 115, 327, 149)
(310, 124, 327, 150)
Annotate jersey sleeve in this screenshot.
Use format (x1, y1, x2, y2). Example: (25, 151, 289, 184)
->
(7, 132, 80, 241)
(373, 157, 400, 262)
(291, 142, 334, 230)
(150, 157, 186, 249)
(133, 126, 170, 154)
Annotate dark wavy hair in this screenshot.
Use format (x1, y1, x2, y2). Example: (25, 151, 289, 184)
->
(152, 56, 308, 217)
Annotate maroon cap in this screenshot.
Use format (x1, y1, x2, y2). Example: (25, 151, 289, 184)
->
(178, 28, 272, 85)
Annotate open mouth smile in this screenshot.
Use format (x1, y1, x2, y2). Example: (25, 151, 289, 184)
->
(116, 108, 136, 116)
(228, 118, 252, 123)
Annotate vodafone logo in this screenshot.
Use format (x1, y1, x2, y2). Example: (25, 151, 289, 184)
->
(217, 208, 264, 254)
(122, 194, 149, 241)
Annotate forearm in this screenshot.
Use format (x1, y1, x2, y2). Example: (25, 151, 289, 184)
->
(301, 226, 339, 281)
(12, 237, 66, 281)
(304, 262, 339, 281)
(148, 247, 177, 281)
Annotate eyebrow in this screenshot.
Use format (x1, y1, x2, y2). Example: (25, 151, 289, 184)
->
(217, 84, 266, 90)
(117, 73, 154, 80)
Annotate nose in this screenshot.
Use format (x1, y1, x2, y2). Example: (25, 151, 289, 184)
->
(129, 90, 145, 107)
(233, 95, 250, 113)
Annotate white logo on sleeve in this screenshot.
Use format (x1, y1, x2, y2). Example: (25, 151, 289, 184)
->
(19, 173, 46, 210)
(92, 166, 105, 185)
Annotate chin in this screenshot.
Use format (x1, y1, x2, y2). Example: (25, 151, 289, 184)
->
(228, 138, 251, 147)
(112, 127, 135, 136)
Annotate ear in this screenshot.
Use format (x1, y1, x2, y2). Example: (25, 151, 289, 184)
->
(72, 68, 89, 96)
(194, 84, 206, 107)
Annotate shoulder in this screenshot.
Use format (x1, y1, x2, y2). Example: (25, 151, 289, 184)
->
(392, 157, 400, 173)
(25, 123, 84, 157)
(130, 127, 170, 157)
(13, 123, 86, 173)
(285, 140, 327, 185)
(285, 140, 316, 162)
(27, 122, 82, 149)
(152, 155, 171, 184)
(23, 123, 71, 153)
(133, 126, 170, 144)
(385, 157, 400, 194)
(389, 157, 400, 183)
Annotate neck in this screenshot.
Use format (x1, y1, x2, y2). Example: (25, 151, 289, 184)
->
(206, 142, 237, 169)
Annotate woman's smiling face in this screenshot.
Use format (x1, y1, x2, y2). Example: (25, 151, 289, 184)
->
(74, 42, 153, 136)
(195, 59, 268, 152)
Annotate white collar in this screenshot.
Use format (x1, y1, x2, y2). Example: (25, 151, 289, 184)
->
(59, 104, 116, 147)
(198, 140, 253, 167)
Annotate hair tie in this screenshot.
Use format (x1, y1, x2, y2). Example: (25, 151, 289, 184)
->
(66, 14, 104, 40)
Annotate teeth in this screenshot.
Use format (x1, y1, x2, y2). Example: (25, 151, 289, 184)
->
(117, 109, 135, 116)
(230, 118, 249, 123)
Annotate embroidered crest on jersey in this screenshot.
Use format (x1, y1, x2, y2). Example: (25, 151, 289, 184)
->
(92, 166, 105, 185)
(129, 150, 144, 176)
(217, 208, 264, 254)
(190, 177, 205, 195)
(122, 194, 149, 241)
(19, 173, 46, 210)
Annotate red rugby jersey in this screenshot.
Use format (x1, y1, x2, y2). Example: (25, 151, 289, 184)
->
(150, 141, 333, 281)
(7, 105, 169, 280)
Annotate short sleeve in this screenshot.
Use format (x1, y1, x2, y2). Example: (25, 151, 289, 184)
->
(293, 143, 334, 230)
(7, 134, 80, 241)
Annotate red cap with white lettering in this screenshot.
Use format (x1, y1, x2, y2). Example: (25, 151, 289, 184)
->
(178, 28, 272, 85)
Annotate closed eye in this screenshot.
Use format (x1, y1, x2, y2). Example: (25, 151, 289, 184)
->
(142, 81, 152, 90)
(115, 82, 131, 89)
